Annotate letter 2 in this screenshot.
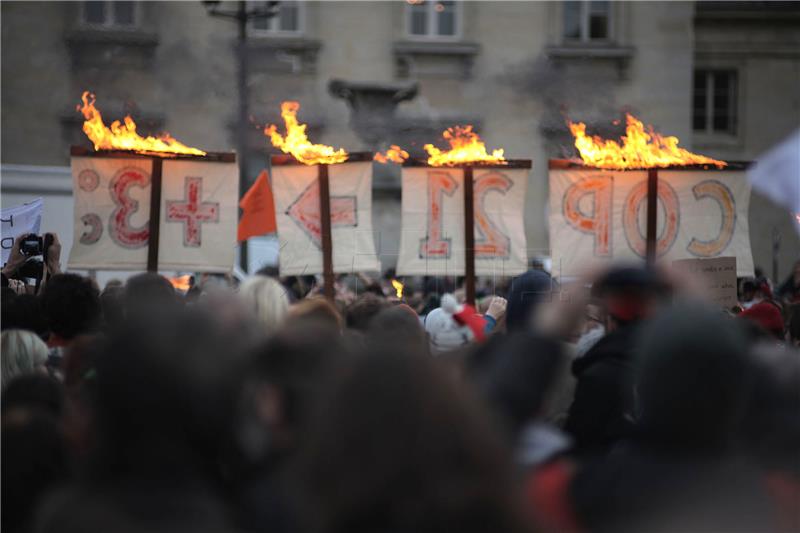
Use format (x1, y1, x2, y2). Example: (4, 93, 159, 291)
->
(474, 171, 512, 258)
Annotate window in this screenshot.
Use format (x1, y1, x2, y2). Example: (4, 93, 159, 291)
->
(252, 1, 303, 35)
(406, 1, 461, 40)
(563, 1, 610, 42)
(82, 1, 137, 27)
(693, 70, 738, 135)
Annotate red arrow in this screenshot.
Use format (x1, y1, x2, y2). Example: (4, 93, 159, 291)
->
(286, 179, 357, 248)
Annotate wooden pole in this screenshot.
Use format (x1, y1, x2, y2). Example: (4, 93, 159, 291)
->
(318, 164, 335, 301)
(463, 166, 476, 306)
(146, 157, 164, 273)
(645, 167, 658, 267)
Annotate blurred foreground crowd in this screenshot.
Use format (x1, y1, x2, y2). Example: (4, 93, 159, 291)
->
(2, 239, 800, 532)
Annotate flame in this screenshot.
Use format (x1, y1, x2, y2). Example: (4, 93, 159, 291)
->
(77, 92, 206, 156)
(424, 125, 506, 167)
(374, 145, 409, 164)
(391, 279, 404, 298)
(264, 101, 348, 165)
(568, 113, 726, 169)
(169, 275, 192, 292)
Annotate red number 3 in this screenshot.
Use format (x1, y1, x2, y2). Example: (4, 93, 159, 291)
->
(108, 167, 150, 249)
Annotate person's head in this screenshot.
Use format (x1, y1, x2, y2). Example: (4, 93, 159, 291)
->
(635, 305, 750, 454)
(739, 301, 785, 340)
(740, 342, 800, 476)
(1, 374, 65, 417)
(505, 269, 555, 332)
(40, 273, 101, 341)
(240, 321, 346, 463)
(238, 275, 290, 335)
(88, 307, 251, 480)
(1, 329, 48, 388)
(295, 350, 526, 533)
(99, 285, 125, 330)
(424, 294, 486, 354)
(2, 407, 69, 533)
(124, 273, 179, 318)
(289, 297, 344, 331)
(593, 265, 668, 331)
(366, 305, 428, 354)
(2, 290, 48, 338)
(469, 332, 567, 440)
(345, 293, 388, 331)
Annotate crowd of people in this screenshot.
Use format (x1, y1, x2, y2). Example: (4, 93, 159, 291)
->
(2, 231, 799, 533)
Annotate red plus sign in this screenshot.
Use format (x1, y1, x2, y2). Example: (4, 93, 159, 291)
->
(166, 177, 219, 247)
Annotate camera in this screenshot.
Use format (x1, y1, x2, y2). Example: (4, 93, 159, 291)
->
(20, 234, 44, 256)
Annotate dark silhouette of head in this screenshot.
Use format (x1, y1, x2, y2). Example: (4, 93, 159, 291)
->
(40, 274, 101, 341)
(2, 289, 49, 338)
(635, 305, 750, 454)
(365, 305, 427, 354)
(506, 269, 555, 332)
(87, 307, 250, 481)
(345, 293, 388, 331)
(123, 273, 179, 319)
(295, 350, 527, 533)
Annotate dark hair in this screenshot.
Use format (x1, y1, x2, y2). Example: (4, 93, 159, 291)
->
(39, 274, 100, 340)
(365, 305, 427, 354)
(99, 285, 125, 330)
(345, 293, 388, 331)
(124, 273, 178, 317)
(2, 408, 70, 533)
(1, 290, 49, 338)
(88, 307, 250, 481)
(636, 305, 750, 453)
(1, 374, 65, 417)
(295, 351, 527, 533)
(469, 333, 566, 440)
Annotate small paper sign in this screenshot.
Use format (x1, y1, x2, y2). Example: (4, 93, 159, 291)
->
(672, 256, 738, 309)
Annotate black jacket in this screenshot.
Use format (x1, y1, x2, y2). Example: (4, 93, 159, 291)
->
(564, 324, 639, 455)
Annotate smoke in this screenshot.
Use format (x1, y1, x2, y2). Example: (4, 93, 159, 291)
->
(504, 54, 631, 158)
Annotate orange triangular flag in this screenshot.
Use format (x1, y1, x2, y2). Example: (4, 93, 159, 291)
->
(237, 170, 277, 242)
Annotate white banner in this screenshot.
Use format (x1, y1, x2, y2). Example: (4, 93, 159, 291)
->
(549, 167, 753, 277)
(1, 197, 43, 265)
(158, 159, 238, 272)
(396, 166, 529, 276)
(68, 156, 238, 272)
(272, 161, 380, 275)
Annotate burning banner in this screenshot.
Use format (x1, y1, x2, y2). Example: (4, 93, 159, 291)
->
(267, 102, 380, 277)
(68, 93, 238, 272)
(549, 115, 753, 277)
(396, 127, 530, 280)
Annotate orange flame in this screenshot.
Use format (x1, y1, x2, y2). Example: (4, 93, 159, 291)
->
(77, 92, 206, 156)
(568, 113, 726, 169)
(424, 125, 506, 167)
(169, 275, 192, 292)
(264, 101, 348, 165)
(391, 279, 404, 298)
(374, 145, 409, 164)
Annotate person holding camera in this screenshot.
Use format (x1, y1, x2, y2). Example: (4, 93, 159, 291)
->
(2, 233, 61, 295)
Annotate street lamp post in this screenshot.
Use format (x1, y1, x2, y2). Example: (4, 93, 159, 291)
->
(203, 0, 279, 272)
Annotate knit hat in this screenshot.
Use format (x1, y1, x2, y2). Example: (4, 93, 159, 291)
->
(424, 294, 486, 353)
(505, 270, 555, 332)
(740, 301, 784, 339)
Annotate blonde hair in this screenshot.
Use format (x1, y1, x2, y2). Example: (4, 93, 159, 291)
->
(239, 276, 290, 334)
(1, 329, 48, 388)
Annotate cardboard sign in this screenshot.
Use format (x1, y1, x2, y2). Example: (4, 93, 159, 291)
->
(396, 166, 529, 276)
(1, 197, 43, 265)
(68, 156, 238, 272)
(271, 161, 380, 275)
(549, 167, 753, 277)
(673, 256, 738, 309)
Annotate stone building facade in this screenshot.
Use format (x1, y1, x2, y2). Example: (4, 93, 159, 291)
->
(2, 1, 798, 277)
